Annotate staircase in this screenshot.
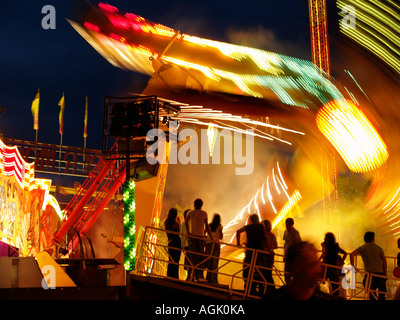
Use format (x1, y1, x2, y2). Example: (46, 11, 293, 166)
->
(52, 144, 126, 252)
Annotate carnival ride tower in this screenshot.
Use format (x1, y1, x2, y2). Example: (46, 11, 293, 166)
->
(309, 0, 331, 75)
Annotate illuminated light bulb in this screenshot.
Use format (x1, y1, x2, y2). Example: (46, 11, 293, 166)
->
(153, 24, 176, 38)
(124, 237, 130, 247)
(123, 179, 136, 271)
(98, 2, 118, 13)
(316, 99, 389, 173)
(109, 33, 126, 43)
(123, 214, 130, 225)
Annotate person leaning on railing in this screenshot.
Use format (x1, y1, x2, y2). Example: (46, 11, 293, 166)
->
(164, 208, 182, 279)
(350, 231, 387, 300)
(236, 214, 267, 296)
(319, 232, 347, 296)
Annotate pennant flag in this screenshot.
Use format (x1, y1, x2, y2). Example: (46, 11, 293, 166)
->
(83, 96, 88, 138)
(58, 93, 65, 135)
(31, 90, 40, 130)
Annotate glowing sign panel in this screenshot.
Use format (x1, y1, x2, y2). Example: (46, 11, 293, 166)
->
(0, 139, 61, 255)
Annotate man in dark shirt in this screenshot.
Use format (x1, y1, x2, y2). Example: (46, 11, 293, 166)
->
(236, 214, 267, 295)
(283, 218, 301, 284)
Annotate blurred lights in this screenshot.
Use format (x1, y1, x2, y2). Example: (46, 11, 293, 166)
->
(380, 186, 400, 237)
(124, 180, 136, 271)
(338, 0, 400, 74)
(164, 104, 305, 146)
(69, 2, 347, 110)
(271, 190, 302, 230)
(224, 161, 292, 242)
(98, 2, 118, 13)
(83, 22, 100, 32)
(0, 139, 61, 219)
(316, 99, 389, 173)
(0, 139, 34, 189)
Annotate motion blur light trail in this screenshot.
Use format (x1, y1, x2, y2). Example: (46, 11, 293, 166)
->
(316, 99, 389, 173)
(69, 2, 347, 111)
(223, 161, 300, 242)
(372, 185, 400, 242)
(338, 0, 400, 75)
(157, 99, 306, 145)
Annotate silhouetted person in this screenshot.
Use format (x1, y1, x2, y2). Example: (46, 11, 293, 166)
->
(164, 208, 181, 279)
(397, 238, 400, 268)
(283, 217, 301, 284)
(319, 232, 347, 296)
(180, 209, 192, 281)
(270, 241, 335, 300)
(350, 231, 387, 300)
(185, 198, 213, 281)
(236, 214, 267, 296)
(261, 219, 277, 293)
(205, 213, 223, 284)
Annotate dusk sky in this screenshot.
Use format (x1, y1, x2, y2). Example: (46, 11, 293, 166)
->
(0, 0, 311, 150)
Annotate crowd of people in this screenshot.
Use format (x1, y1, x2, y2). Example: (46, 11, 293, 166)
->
(163, 198, 400, 300)
(164, 198, 223, 284)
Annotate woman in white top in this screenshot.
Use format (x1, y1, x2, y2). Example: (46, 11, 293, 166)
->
(205, 213, 223, 284)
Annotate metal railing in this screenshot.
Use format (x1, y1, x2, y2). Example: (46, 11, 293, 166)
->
(320, 256, 400, 300)
(135, 226, 288, 298)
(134, 226, 400, 300)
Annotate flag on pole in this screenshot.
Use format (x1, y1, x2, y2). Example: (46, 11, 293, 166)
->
(58, 93, 65, 135)
(83, 96, 88, 138)
(31, 90, 40, 130)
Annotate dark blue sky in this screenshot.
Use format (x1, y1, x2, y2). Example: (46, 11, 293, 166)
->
(0, 0, 310, 150)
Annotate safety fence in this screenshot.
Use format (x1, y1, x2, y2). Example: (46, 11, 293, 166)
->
(320, 255, 400, 300)
(134, 226, 400, 300)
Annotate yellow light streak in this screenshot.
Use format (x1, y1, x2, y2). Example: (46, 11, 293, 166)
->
(316, 99, 389, 173)
(276, 161, 288, 190)
(271, 190, 302, 230)
(161, 56, 221, 81)
(224, 161, 292, 243)
(338, 0, 400, 74)
(207, 124, 218, 156)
